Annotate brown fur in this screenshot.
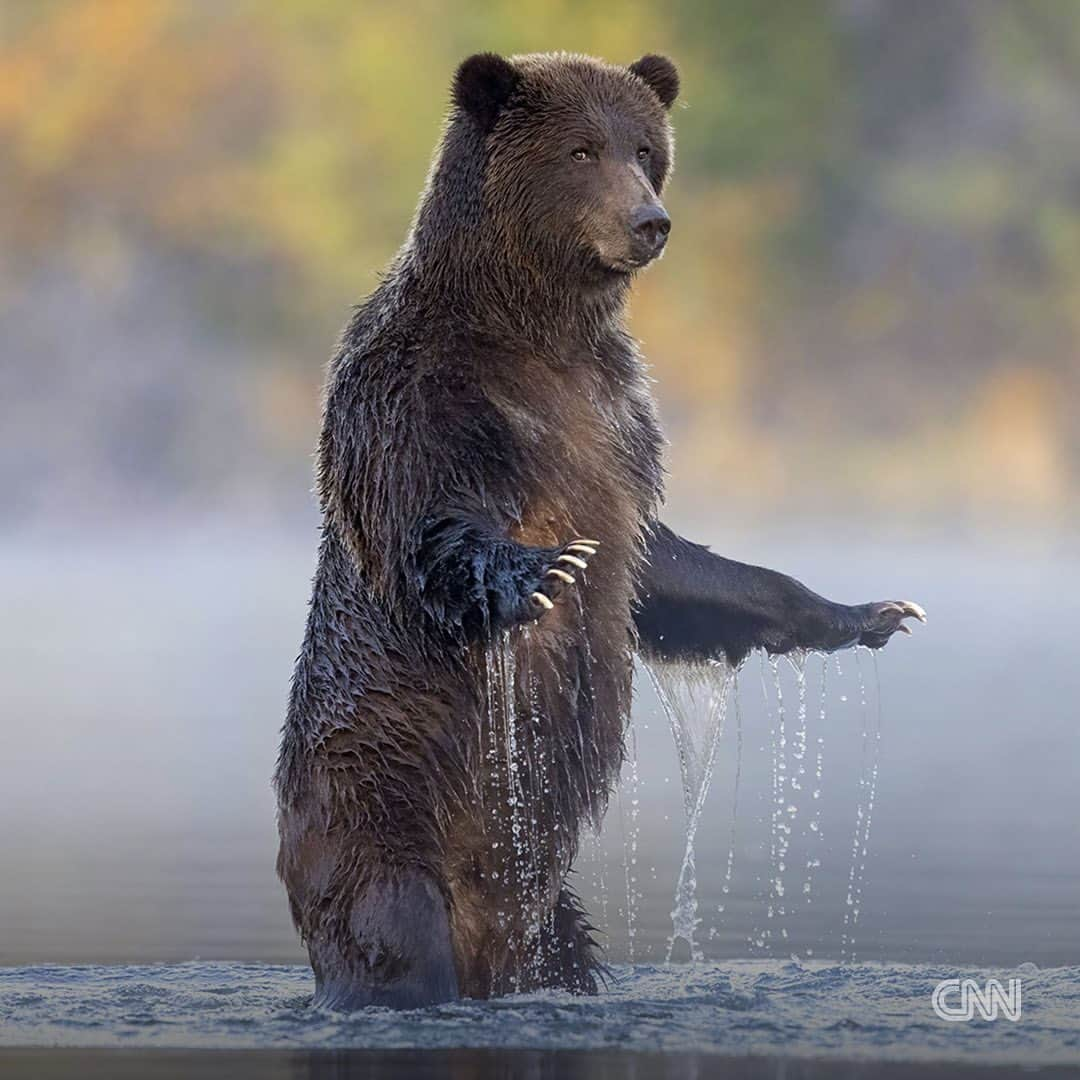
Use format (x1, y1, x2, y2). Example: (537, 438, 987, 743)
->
(274, 51, 676, 1008)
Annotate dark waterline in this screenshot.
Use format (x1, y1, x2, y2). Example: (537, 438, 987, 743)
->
(2, 1047, 1076, 1080)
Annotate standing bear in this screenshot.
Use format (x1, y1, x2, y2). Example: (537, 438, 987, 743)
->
(274, 51, 924, 1010)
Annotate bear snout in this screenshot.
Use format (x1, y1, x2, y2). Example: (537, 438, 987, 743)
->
(629, 203, 671, 257)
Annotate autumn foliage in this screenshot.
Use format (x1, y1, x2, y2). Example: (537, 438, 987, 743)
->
(1, 1, 1077, 527)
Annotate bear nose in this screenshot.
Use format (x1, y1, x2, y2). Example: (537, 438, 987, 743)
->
(630, 204, 671, 248)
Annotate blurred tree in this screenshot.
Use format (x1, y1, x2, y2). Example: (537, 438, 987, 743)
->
(0, 0, 1076, 527)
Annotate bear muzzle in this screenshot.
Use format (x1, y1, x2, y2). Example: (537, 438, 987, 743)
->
(627, 203, 671, 265)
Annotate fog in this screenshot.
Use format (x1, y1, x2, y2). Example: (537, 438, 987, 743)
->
(3, 522, 1075, 968)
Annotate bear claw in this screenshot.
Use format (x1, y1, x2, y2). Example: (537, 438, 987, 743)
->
(558, 554, 589, 570)
(857, 599, 928, 648)
(879, 600, 927, 624)
(527, 538, 599, 619)
(902, 600, 927, 623)
(564, 544, 597, 557)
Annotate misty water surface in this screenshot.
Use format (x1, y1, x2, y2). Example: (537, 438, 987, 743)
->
(2, 523, 1077, 969)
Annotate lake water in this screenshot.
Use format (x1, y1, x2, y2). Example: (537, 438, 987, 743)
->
(1, 958, 1078, 1067)
(1, 522, 1078, 1067)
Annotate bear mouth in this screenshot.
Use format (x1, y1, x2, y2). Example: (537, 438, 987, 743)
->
(603, 245, 666, 274)
(596, 255, 641, 276)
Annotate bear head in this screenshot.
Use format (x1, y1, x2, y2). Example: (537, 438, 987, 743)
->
(449, 51, 679, 282)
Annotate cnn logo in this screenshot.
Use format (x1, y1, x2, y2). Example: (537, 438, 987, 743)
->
(932, 978, 1022, 1022)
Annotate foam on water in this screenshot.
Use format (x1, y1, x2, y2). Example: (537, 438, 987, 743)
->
(2, 960, 1076, 1065)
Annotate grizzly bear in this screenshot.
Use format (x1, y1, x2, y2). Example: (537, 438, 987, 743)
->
(274, 51, 924, 1010)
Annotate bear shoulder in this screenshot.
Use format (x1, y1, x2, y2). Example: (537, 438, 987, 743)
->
(317, 320, 527, 596)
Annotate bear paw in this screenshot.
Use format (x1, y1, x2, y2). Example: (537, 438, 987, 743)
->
(856, 600, 927, 649)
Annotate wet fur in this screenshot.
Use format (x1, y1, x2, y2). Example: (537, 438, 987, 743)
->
(276, 53, 669, 1007)
(275, 51, 923, 1010)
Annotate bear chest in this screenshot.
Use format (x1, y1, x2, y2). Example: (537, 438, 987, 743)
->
(492, 371, 658, 560)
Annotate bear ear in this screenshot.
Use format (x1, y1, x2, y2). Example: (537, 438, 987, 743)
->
(629, 54, 679, 109)
(453, 53, 519, 130)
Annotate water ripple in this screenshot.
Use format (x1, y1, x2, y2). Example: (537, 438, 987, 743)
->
(0, 960, 1077, 1065)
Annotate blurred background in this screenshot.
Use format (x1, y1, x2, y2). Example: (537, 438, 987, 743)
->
(1, 0, 1078, 969)
(4, 0, 1080, 527)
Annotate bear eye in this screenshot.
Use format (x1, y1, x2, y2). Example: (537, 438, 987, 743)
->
(637, 146, 651, 161)
(570, 148, 590, 162)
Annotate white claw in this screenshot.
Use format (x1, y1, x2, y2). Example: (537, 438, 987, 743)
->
(531, 591, 554, 611)
(546, 568, 576, 585)
(558, 554, 588, 570)
(903, 601, 928, 623)
(896, 624, 912, 635)
(570, 538, 601, 547)
(564, 544, 597, 557)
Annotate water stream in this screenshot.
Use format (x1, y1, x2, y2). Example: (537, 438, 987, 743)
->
(645, 661, 733, 962)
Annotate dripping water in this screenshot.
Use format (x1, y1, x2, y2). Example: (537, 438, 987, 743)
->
(851, 649, 882, 958)
(646, 660, 731, 963)
(748, 653, 774, 952)
(785, 653, 811, 917)
(767, 654, 790, 945)
(483, 642, 504, 892)
(800, 654, 827, 910)
(493, 634, 526, 985)
(522, 649, 553, 984)
(588, 827, 609, 942)
(484, 630, 554, 989)
(790, 656, 808, 920)
(710, 670, 743, 941)
(617, 725, 642, 961)
(841, 647, 882, 960)
(792, 655, 808, 799)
